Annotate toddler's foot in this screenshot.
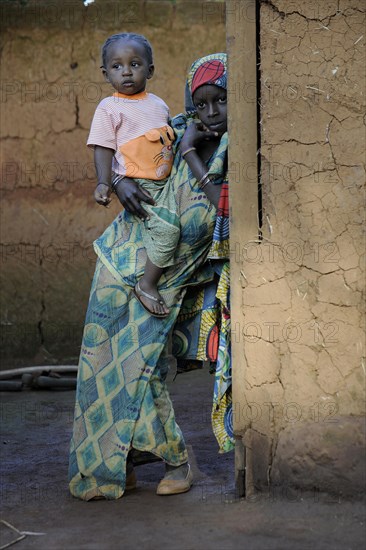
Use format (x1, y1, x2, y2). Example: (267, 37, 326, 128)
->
(134, 279, 170, 317)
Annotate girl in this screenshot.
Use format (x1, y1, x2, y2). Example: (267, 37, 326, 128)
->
(69, 53, 231, 500)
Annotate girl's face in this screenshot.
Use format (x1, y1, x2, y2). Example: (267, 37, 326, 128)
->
(103, 39, 154, 95)
(192, 84, 227, 135)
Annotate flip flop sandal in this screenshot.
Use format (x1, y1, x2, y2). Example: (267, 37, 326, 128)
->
(133, 281, 169, 318)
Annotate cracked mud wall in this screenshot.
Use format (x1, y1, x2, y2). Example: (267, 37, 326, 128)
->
(237, 0, 365, 496)
(0, 0, 226, 366)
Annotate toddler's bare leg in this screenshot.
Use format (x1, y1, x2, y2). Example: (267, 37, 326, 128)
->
(137, 257, 169, 316)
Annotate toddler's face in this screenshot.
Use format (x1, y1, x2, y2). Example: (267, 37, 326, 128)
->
(103, 39, 154, 95)
(192, 84, 227, 136)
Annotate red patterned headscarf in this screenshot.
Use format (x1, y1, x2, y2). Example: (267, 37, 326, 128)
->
(185, 53, 227, 114)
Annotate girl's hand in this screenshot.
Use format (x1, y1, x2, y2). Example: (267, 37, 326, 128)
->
(94, 183, 112, 207)
(180, 121, 219, 152)
(114, 177, 155, 220)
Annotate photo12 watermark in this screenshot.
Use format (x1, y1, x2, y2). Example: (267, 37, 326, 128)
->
(229, 239, 340, 266)
(231, 319, 339, 345)
(200, 400, 339, 425)
(1, 81, 108, 105)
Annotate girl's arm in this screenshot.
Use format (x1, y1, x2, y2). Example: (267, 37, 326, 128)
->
(181, 150, 222, 208)
(113, 179, 155, 220)
(93, 146, 114, 207)
(179, 124, 222, 209)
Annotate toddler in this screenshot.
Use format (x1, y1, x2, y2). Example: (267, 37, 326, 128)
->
(89, 33, 176, 317)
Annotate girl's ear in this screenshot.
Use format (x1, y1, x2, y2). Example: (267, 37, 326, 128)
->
(101, 67, 110, 83)
(147, 64, 155, 80)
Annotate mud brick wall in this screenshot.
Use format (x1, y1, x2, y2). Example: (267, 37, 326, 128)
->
(0, 0, 226, 366)
(239, 0, 365, 497)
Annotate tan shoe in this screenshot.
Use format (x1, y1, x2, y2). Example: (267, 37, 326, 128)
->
(156, 464, 193, 496)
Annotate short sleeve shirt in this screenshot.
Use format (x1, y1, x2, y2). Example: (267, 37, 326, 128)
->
(87, 91, 174, 180)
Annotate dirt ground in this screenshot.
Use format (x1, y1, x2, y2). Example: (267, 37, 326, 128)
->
(1, 368, 365, 550)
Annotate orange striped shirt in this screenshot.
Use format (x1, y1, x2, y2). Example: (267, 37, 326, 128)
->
(87, 91, 174, 180)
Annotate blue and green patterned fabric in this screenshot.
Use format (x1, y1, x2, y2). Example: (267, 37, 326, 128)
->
(68, 123, 228, 500)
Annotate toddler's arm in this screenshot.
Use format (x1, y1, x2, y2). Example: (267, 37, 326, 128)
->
(93, 146, 114, 207)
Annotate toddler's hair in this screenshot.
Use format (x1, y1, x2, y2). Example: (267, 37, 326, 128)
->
(101, 33, 153, 67)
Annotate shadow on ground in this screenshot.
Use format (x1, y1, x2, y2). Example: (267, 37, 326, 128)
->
(1, 368, 365, 549)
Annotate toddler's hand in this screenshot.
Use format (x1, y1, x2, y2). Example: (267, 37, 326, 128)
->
(94, 183, 112, 207)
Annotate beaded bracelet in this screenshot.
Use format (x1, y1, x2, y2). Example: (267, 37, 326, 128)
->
(181, 146, 196, 158)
